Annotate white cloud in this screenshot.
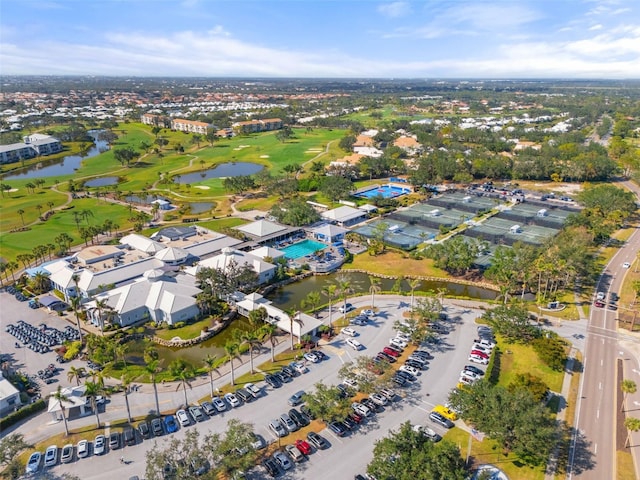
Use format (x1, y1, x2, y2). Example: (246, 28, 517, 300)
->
(377, 2, 411, 18)
(589, 24, 603, 30)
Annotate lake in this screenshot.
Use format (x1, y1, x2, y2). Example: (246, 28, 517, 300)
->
(175, 162, 263, 184)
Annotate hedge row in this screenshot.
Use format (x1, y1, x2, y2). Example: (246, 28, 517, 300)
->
(0, 399, 46, 431)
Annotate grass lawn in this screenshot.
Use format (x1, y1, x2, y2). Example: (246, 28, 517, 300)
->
(155, 318, 213, 341)
(495, 335, 564, 393)
(346, 249, 448, 278)
(445, 427, 546, 480)
(617, 450, 636, 480)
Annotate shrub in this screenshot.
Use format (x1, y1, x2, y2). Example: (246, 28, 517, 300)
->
(63, 340, 82, 361)
(0, 399, 46, 431)
(508, 373, 549, 402)
(532, 335, 568, 371)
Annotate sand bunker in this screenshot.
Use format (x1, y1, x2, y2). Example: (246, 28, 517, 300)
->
(8, 188, 18, 193)
(194, 185, 210, 190)
(306, 149, 323, 152)
(260, 155, 270, 158)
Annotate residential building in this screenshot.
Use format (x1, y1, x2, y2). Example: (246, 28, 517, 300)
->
(0, 134, 62, 165)
(186, 247, 276, 285)
(0, 373, 21, 418)
(232, 118, 283, 134)
(171, 118, 213, 135)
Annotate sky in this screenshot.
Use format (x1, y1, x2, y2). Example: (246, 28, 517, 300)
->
(1, 0, 639, 79)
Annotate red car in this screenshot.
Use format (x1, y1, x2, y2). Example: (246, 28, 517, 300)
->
(382, 346, 400, 357)
(295, 439, 312, 455)
(470, 350, 489, 359)
(348, 412, 363, 424)
(594, 300, 605, 308)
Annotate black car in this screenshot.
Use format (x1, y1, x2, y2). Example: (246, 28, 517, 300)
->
(429, 411, 454, 429)
(280, 366, 296, 379)
(300, 405, 316, 420)
(289, 408, 309, 427)
(235, 389, 253, 403)
(342, 416, 358, 430)
(274, 371, 291, 384)
(412, 350, 433, 360)
(265, 374, 282, 389)
(378, 352, 397, 363)
(336, 383, 354, 398)
(328, 421, 349, 437)
(307, 431, 329, 449)
(151, 417, 164, 436)
(395, 370, 417, 382)
(123, 426, 136, 446)
(392, 374, 407, 386)
(361, 397, 381, 413)
(138, 421, 151, 439)
(262, 457, 279, 477)
(405, 359, 427, 370)
(463, 365, 485, 377)
(313, 350, 329, 361)
(109, 431, 121, 450)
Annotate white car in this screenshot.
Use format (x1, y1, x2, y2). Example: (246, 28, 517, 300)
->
(623, 262, 631, 269)
(77, 440, 89, 459)
(399, 365, 419, 377)
(290, 361, 308, 374)
(44, 445, 58, 467)
(93, 435, 106, 455)
(460, 370, 481, 381)
(224, 392, 241, 408)
(346, 338, 363, 350)
(362, 309, 375, 317)
(245, 382, 261, 397)
(596, 291, 605, 300)
(469, 354, 489, 365)
(370, 392, 388, 406)
(344, 378, 359, 389)
(342, 327, 358, 337)
(339, 303, 355, 314)
(459, 375, 476, 386)
(471, 344, 491, 354)
(395, 331, 411, 341)
(389, 337, 408, 349)
(176, 409, 190, 427)
(26, 452, 41, 474)
(212, 396, 227, 412)
(352, 402, 372, 417)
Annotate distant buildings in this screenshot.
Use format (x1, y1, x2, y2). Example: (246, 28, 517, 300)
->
(141, 113, 213, 135)
(0, 134, 62, 165)
(232, 118, 283, 134)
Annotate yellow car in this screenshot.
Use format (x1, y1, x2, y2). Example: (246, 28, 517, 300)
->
(432, 404, 458, 421)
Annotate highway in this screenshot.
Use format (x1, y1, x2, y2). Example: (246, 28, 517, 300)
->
(571, 179, 640, 479)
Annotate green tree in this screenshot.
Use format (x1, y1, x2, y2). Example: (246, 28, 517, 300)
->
(203, 354, 220, 399)
(508, 373, 549, 402)
(144, 359, 161, 415)
(209, 419, 259, 476)
(338, 355, 394, 394)
(482, 302, 539, 343)
(322, 284, 338, 329)
(367, 422, 468, 480)
(622, 380, 637, 412)
(83, 380, 105, 428)
(66, 366, 85, 386)
(302, 290, 322, 317)
(224, 341, 240, 386)
(369, 276, 381, 309)
(260, 324, 278, 362)
(319, 175, 353, 201)
(120, 374, 133, 423)
(17, 209, 25, 226)
(51, 386, 71, 436)
(0, 433, 33, 480)
(302, 382, 352, 422)
(624, 417, 640, 448)
(169, 359, 195, 405)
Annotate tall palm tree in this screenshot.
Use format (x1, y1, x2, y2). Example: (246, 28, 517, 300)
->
(261, 325, 278, 362)
(285, 307, 304, 350)
(624, 417, 640, 448)
(240, 330, 262, 374)
(202, 354, 219, 399)
(51, 386, 71, 436)
(622, 380, 638, 412)
(120, 373, 133, 423)
(84, 381, 104, 428)
(369, 276, 381, 309)
(322, 284, 337, 329)
(67, 366, 85, 386)
(144, 359, 161, 415)
(409, 278, 422, 310)
(224, 341, 240, 386)
(70, 295, 84, 345)
(169, 359, 194, 405)
(335, 275, 353, 316)
(17, 209, 25, 226)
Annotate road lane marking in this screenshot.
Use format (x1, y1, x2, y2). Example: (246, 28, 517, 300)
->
(596, 409, 599, 419)
(599, 382, 602, 390)
(594, 443, 598, 454)
(601, 359, 604, 366)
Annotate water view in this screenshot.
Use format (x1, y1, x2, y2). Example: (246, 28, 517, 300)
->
(84, 176, 119, 188)
(175, 162, 263, 183)
(188, 202, 215, 214)
(4, 130, 109, 180)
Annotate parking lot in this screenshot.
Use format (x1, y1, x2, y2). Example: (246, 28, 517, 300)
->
(30, 296, 483, 479)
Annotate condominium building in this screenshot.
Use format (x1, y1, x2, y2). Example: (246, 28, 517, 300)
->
(0, 134, 62, 165)
(232, 118, 283, 134)
(141, 113, 212, 134)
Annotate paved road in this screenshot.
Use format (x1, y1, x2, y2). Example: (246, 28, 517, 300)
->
(12, 296, 482, 479)
(570, 179, 640, 479)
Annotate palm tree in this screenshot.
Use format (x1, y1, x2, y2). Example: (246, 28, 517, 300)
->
(69, 296, 84, 345)
(240, 331, 262, 374)
(120, 374, 133, 422)
(67, 366, 85, 386)
(169, 359, 194, 405)
(51, 386, 71, 436)
(335, 275, 353, 316)
(322, 284, 337, 329)
(625, 417, 640, 448)
(224, 341, 240, 386)
(286, 307, 304, 350)
(408, 278, 421, 310)
(302, 291, 322, 317)
(202, 354, 219, 399)
(622, 380, 637, 412)
(261, 324, 278, 362)
(84, 381, 105, 428)
(17, 209, 25, 226)
(144, 359, 161, 415)
(369, 276, 382, 309)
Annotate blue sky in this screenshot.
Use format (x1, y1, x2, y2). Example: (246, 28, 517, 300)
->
(1, 0, 639, 78)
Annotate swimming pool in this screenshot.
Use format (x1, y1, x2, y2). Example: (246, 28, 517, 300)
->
(281, 239, 327, 260)
(353, 184, 411, 199)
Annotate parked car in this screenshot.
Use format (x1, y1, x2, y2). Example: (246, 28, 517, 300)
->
(383, 345, 401, 357)
(328, 421, 349, 437)
(44, 445, 58, 467)
(406, 359, 427, 370)
(342, 327, 357, 337)
(468, 354, 489, 365)
(378, 351, 397, 363)
(245, 382, 261, 397)
(290, 361, 308, 374)
(285, 444, 305, 462)
(236, 389, 253, 404)
(273, 451, 293, 471)
(362, 309, 375, 317)
(352, 402, 372, 417)
(212, 396, 227, 412)
(201, 401, 216, 416)
(432, 404, 458, 421)
(463, 365, 485, 377)
(280, 412, 299, 432)
(123, 426, 136, 446)
(378, 388, 397, 401)
(176, 409, 190, 427)
(94, 435, 106, 455)
(295, 439, 312, 455)
(269, 418, 287, 437)
(280, 365, 296, 379)
(224, 392, 241, 408)
(429, 411, 454, 429)
(395, 370, 416, 382)
(303, 352, 320, 363)
(77, 439, 89, 459)
(347, 338, 363, 350)
(413, 424, 442, 442)
(262, 457, 279, 477)
(109, 431, 121, 450)
(469, 350, 489, 359)
(307, 431, 329, 449)
(289, 408, 309, 427)
(389, 337, 408, 349)
(399, 364, 420, 377)
(61, 444, 74, 464)
(151, 417, 164, 436)
(370, 392, 388, 406)
(26, 452, 42, 474)
(300, 404, 316, 420)
(288, 390, 305, 406)
(339, 303, 355, 314)
(164, 415, 179, 433)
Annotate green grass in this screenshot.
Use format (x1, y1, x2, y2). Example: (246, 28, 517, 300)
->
(445, 427, 546, 480)
(495, 335, 564, 393)
(154, 318, 213, 341)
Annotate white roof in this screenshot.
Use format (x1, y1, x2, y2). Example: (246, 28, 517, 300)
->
(236, 220, 287, 238)
(0, 375, 19, 400)
(45, 262, 78, 290)
(194, 249, 275, 275)
(47, 385, 86, 413)
(311, 224, 348, 237)
(77, 258, 165, 293)
(321, 206, 366, 223)
(155, 246, 189, 262)
(120, 233, 165, 254)
(250, 246, 285, 260)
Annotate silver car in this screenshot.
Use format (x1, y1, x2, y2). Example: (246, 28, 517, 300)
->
(280, 412, 299, 432)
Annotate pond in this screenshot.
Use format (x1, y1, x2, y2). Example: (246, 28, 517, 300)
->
(175, 162, 263, 184)
(84, 176, 119, 188)
(125, 194, 169, 205)
(4, 130, 109, 180)
(187, 202, 215, 214)
(266, 271, 496, 310)
(125, 316, 256, 368)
